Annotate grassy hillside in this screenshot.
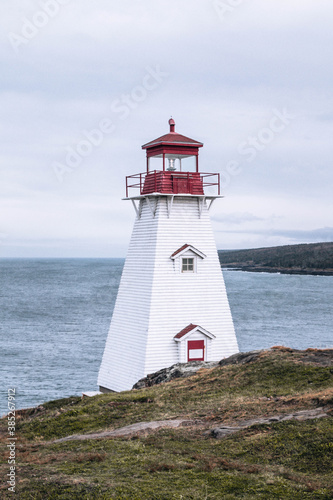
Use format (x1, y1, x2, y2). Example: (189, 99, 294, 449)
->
(0, 348, 332, 499)
(218, 242, 333, 275)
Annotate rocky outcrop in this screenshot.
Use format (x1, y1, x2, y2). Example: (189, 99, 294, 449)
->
(132, 361, 219, 389)
(132, 350, 263, 389)
(53, 419, 193, 443)
(209, 408, 329, 439)
(52, 408, 330, 443)
(218, 350, 263, 367)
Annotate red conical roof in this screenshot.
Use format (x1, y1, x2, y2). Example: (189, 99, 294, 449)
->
(142, 119, 203, 150)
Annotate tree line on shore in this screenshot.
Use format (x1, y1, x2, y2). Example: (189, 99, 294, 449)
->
(218, 242, 333, 272)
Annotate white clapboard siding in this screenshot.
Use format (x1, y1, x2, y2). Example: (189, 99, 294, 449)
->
(98, 196, 238, 392)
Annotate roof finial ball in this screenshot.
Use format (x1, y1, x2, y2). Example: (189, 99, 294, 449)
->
(169, 117, 175, 133)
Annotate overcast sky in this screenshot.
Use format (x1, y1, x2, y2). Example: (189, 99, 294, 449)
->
(1, 0, 332, 257)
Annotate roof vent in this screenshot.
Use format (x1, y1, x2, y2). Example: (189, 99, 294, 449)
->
(168, 117, 175, 133)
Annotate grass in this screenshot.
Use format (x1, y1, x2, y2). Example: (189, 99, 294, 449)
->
(0, 348, 332, 499)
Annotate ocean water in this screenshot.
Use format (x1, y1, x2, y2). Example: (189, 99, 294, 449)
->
(1, 259, 332, 414)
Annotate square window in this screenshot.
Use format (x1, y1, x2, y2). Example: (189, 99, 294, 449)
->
(182, 258, 194, 272)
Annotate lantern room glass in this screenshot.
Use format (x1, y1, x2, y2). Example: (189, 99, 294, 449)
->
(147, 155, 198, 173)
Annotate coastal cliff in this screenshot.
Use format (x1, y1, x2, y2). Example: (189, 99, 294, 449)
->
(218, 242, 333, 276)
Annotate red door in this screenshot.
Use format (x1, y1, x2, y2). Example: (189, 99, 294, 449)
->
(172, 176, 189, 194)
(188, 340, 205, 361)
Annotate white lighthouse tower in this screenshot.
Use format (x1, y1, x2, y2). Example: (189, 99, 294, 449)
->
(98, 119, 238, 392)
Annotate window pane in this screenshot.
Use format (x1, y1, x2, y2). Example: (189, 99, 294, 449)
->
(182, 258, 194, 272)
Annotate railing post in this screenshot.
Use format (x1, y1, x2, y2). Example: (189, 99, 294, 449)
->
(154, 170, 157, 192)
(218, 173, 220, 195)
(140, 173, 142, 195)
(126, 176, 128, 198)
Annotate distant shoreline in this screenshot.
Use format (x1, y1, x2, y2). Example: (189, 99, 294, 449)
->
(219, 242, 333, 277)
(222, 265, 333, 276)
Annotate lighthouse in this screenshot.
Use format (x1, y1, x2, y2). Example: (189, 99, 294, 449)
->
(98, 119, 238, 392)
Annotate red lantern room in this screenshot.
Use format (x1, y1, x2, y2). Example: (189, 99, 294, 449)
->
(125, 119, 220, 197)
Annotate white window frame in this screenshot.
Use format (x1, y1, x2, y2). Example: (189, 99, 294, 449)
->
(181, 256, 195, 273)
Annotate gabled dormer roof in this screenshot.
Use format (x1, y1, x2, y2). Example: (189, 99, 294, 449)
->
(170, 244, 206, 260)
(174, 324, 216, 342)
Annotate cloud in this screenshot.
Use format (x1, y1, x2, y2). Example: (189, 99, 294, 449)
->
(1, 1, 332, 256)
(211, 212, 264, 225)
(269, 227, 333, 242)
(218, 227, 333, 243)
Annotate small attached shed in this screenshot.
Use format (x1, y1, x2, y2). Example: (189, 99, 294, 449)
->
(174, 324, 216, 363)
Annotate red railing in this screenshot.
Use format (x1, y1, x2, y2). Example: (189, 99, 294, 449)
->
(201, 172, 221, 195)
(125, 172, 143, 197)
(126, 171, 220, 197)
